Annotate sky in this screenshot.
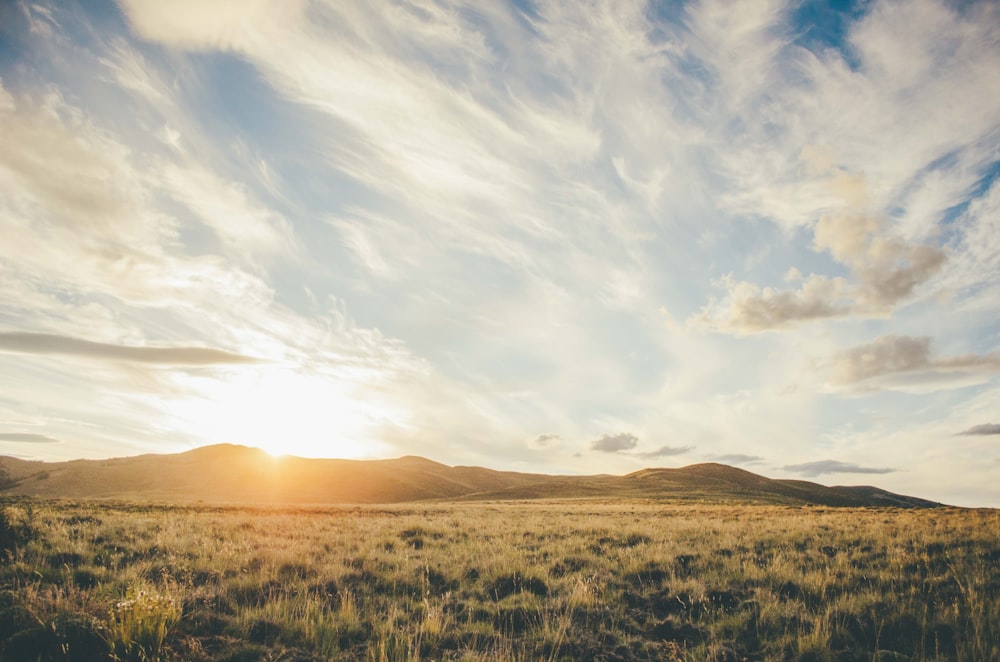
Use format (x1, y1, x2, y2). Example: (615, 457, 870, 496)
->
(0, 0, 999, 507)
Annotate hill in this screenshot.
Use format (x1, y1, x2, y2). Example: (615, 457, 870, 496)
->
(0, 444, 942, 507)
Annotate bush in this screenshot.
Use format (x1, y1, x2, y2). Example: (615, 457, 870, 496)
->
(0, 506, 35, 559)
(2, 612, 109, 661)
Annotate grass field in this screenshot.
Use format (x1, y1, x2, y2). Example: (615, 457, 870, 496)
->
(1, 499, 998, 661)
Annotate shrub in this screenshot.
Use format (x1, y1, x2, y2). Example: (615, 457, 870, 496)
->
(2, 612, 109, 661)
(0, 506, 35, 559)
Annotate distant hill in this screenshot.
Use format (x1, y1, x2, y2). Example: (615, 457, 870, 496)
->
(0, 444, 942, 507)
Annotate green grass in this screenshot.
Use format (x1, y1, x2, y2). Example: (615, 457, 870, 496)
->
(0, 499, 997, 660)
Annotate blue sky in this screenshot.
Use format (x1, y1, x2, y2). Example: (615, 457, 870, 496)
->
(1, 0, 999, 506)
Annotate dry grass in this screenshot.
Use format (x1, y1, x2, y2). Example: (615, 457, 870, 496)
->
(1, 499, 998, 660)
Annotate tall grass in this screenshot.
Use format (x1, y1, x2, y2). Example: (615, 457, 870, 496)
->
(106, 586, 181, 661)
(0, 499, 997, 660)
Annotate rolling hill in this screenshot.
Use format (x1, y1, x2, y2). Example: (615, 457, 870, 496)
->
(0, 444, 942, 507)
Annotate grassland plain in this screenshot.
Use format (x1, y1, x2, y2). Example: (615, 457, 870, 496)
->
(0, 499, 998, 661)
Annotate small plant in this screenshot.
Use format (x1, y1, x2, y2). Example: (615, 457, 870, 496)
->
(105, 587, 181, 661)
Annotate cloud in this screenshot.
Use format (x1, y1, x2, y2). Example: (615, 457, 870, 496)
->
(829, 334, 1000, 390)
(956, 423, 1000, 436)
(687, 0, 1000, 338)
(699, 273, 851, 333)
(814, 206, 947, 310)
(531, 433, 561, 447)
(115, 0, 307, 51)
(0, 332, 260, 365)
(590, 433, 639, 453)
(636, 444, 693, 459)
(832, 334, 933, 383)
(697, 172, 946, 334)
(0, 78, 277, 310)
(782, 460, 894, 477)
(159, 163, 296, 262)
(0, 82, 138, 230)
(0, 433, 61, 444)
(939, 176, 1000, 309)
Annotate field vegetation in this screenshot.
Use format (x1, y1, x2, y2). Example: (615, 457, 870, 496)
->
(0, 499, 998, 661)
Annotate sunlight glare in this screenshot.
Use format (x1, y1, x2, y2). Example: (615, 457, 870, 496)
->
(166, 365, 402, 459)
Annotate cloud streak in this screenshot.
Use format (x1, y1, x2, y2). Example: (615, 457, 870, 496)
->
(956, 423, 1000, 436)
(782, 460, 894, 477)
(0, 333, 260, 365)
(636, 445, 693, 459)
(0, 432, 61, 444)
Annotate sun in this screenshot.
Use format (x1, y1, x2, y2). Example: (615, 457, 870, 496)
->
(166, 364, 400, 459)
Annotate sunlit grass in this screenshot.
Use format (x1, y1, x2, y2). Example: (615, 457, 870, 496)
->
(1, 500, 998, 660)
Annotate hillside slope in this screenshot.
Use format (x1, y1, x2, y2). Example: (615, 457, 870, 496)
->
(0, 444, 942, 507)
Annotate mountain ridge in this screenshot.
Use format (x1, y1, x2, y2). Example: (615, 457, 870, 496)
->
(0, 444, 943, 507)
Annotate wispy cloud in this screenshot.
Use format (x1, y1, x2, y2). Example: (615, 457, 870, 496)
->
(940, 177, 1000, 312)
(0, 332, 260, 365)
(782, 460, 895, 477)
(115, 0, 307, 52)
(159, 163, 297, 263)
(0, 77, 275, 313)
(0, 432, 61, 444)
